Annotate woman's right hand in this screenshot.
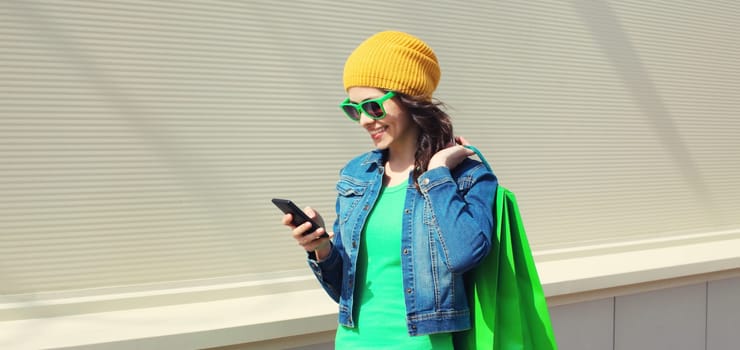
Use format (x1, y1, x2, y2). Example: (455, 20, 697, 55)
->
(428, 136, 475, 171)
(281, 207, 333, 261)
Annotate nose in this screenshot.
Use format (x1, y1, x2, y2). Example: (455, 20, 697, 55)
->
(358, 111, 376, 127)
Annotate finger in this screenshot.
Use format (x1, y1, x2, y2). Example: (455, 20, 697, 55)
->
(304, 206, 317, 219)
(298, 234, 314, 247)
(281, 213, 294, 227)
(301, 238, 323, 251)
(313, 227, 327, 240)
(304, 233, 332, 251)
(452, 144, 473, 155)
(307, 228, 330, 243)
(291, 221, 313, 239)
(304, 206, 326, 228)
(462, 145, 475, 156)
(299, 233, 326, 250)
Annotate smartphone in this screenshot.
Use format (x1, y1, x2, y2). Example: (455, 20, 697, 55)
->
(271, 198, 329, 238)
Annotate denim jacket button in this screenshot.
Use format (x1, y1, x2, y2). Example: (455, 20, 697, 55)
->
(403, 248, 409, 255)
(352, 240, 357, 248)
(404, 209, 411, 214)
(406, 288, 413, 294)
(422, 178, 430, 185)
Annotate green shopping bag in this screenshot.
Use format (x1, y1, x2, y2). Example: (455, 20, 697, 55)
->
(454, 146, 558, 350)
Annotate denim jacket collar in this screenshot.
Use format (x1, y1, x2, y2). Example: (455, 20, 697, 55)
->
(360, 149, 386, 170)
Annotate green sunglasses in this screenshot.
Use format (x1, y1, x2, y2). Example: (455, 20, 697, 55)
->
(339, 91, 396, 122)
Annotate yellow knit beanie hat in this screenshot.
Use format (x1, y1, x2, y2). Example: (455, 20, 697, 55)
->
(343, 31, 441, 100)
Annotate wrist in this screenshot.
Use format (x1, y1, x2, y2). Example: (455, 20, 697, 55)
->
(427, 165, 448, 173)
(314, 242, 332, 262)
(427, 161, 446, 170)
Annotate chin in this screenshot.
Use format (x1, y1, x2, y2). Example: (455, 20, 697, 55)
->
(373, 140, 391, 150)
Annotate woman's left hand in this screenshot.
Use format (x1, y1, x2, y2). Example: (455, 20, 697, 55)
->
(428, 136, 475, 170)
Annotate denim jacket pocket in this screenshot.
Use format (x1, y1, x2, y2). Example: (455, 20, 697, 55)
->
(335, 176, 368, 224)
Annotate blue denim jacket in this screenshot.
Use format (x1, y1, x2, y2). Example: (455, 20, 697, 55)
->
(307, 149, 497, 336)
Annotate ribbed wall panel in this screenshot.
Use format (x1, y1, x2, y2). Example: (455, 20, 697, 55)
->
(1, 0, 738, 295)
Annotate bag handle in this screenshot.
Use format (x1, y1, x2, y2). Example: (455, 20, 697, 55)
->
(464, 145, 492, 173)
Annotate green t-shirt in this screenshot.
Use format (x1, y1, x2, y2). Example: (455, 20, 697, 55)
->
(334, 182, 454, 350)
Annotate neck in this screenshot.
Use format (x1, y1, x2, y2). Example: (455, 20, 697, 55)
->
(384, 146, 415, 187)
(386, 146, 415, 172)
(386, 126, 419, 170)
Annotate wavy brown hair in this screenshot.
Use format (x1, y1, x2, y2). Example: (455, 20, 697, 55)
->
(395, 92, 455, 186)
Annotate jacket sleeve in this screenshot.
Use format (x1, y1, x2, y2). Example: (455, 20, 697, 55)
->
(417, 162, 497, 273)
(306, 182, 345, 303)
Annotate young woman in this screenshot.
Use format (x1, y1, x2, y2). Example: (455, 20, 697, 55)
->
(281, 31, 497, 349)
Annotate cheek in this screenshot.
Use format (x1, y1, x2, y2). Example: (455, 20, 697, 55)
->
(386, 100, 406, 116)
(395, 112, 414, 132)
(385, 104, 411, 126)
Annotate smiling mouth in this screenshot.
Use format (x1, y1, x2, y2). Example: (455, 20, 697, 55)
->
(369, 126, 388, 139)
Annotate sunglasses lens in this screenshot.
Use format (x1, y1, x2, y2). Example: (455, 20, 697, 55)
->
(342, 105, 361, 121)
(362, 101, 384, 118)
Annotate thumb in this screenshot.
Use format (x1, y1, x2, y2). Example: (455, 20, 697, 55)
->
(456, 136, 471, 146)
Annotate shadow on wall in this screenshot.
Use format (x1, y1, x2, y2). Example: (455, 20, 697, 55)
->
(572, 0, 723, 225)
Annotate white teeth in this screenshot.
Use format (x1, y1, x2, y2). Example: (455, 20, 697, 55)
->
(369, 126, 387, 135)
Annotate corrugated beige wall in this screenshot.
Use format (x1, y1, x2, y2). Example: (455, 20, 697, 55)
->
(1, 0, 738, 305)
